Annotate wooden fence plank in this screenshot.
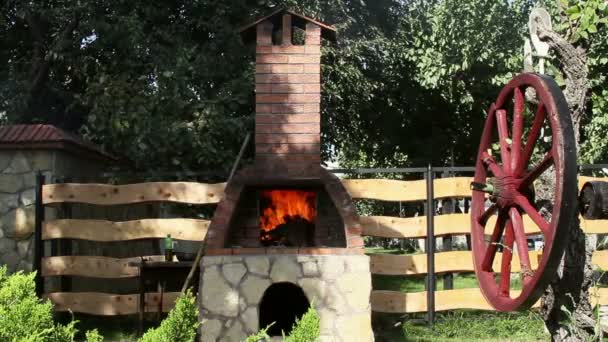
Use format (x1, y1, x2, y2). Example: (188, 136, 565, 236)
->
(361, 214, 543, 238)
(42, 218, 209, 241)
(41, 256, 165, 278)
(592, 250, 608, 270)
(362, 214, 608, 238)
(45, 292, 179, 315)
(369, 250, 541, 275)
(342, 179, 426, 202)
(42, 182, 226, 205)
(579, 176, 607, 189)
(580, 219, 608, 235)
(41, 176, 607, 206)
(433, 177, 474, 199)
(371, 288, 532, 313)
(342, 177, 473, 202)
(371, 287, 608, 313)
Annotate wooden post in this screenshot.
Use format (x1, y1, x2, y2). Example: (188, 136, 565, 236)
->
(33, 172, 45, 297)
(425, 165, 436, 326)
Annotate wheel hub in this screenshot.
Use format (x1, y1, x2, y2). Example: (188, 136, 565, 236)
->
(491, 176, 522, 207)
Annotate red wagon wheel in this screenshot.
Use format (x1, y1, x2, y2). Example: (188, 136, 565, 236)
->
(470, 73, 577, 311)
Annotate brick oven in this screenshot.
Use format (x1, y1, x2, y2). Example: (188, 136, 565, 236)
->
(198, 8, 373, 341)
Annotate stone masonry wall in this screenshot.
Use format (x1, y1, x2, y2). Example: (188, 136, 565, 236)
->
(199, 254, 373, 342)
(0, 151, 53, 273)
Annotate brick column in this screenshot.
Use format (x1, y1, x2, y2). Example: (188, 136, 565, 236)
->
(254, 17, 322, 174)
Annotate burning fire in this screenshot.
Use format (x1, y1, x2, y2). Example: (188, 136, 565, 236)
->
(259, 189, 317, 233)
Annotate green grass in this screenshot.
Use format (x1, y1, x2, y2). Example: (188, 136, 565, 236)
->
(400, 311, 548, 341)
(72, 314, 150, 341)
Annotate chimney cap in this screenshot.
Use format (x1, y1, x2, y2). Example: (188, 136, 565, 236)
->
(239, 7, 337, 44)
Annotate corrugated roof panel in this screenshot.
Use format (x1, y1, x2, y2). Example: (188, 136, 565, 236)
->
(0, 124, 116, 161)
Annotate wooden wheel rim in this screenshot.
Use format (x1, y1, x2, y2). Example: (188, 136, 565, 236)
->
(471, 73, 577, 312)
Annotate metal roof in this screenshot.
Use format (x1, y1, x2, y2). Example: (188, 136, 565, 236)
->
(0, 124, 117, 162)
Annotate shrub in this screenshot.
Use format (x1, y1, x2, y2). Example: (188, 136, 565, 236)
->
(248, 305, 320, 342)
(138, 290, 199, 342)
(85, 329, 104, 342)
(0, 266, 81, 342)
(283, 305, 320, 342)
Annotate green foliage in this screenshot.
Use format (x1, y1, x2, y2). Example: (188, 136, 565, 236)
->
(3, 0, 608, 172)
(246, 305, 320, 341)
(0, 266, 79, 341)
(402, 311, 547, 341)
(138, 290, 199, 342)
(555, 0, 608, 42)
(244, 324, 272, 342)
(283, 305, 320, 342)
(85, 329, 104, 342)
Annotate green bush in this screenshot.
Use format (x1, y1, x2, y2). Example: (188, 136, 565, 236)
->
(248, 305, 320, 342)
(138, 290, 199, 342)
(0, 266, 82, 342)
(283, 305, 320, 342)
(0, 266, 106, 342)
(85, 329, 104, 342)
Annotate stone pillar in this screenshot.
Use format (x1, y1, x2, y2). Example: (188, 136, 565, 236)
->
(0, 151, 52, 273)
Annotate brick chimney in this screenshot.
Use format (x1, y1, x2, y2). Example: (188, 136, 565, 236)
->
(240, 9, 336, 174)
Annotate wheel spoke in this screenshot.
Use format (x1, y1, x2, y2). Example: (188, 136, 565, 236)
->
(481, 151, 505, 177)
(482, 211, 507, 272)
(478, 204, 498, 226)
(509, 208, 532, 279)
(496, 109, 512, 174)
(514, 194, 549, 235)
(511, 88, 524, 173)
(520, 152, 554, 188)
(499, 220, 514, 296)
(516, 104, 546, 176)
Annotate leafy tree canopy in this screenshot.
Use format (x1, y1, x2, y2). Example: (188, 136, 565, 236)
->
(1, 0, 607, 171)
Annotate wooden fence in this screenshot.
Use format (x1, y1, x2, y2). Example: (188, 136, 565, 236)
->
(34, 170, 608, 316)
(35, 178, 223, 315)
(351, 173, 608, 315)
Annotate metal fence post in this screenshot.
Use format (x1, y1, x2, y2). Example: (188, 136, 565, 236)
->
(425, 164, 436, 326)
(34, 172, 45, 297)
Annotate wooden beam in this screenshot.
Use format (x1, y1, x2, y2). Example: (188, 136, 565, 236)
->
(362, 214, 608, 238)
(40, 176, 606, 206)
(342, 177, 473, 202)
(592, 250, 608, 270)
(369, 250, 541, 275)
(45, 292, 179, 315)
(371, 287, 608, 313)
(42, 182, 226, 205)
(579, 176, 607, 189)
(41, 256, 165, 278)
(42, 218, 209, 241)
(342, 179, 426, 202)
(371, 288, 532, 313)
(361, 214, 543, 238)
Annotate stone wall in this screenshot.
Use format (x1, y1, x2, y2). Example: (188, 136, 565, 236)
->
(0, 151, 54, 273)
(0, 150, 110, 274)
(199, 254, 373, 342)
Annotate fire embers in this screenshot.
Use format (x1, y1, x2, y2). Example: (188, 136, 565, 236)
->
(259, 189, 317, 247)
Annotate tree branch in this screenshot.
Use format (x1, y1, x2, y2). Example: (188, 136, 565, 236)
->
(536, 23, 588, 147)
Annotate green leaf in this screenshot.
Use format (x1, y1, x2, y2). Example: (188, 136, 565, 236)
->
(587, 24, 597, 33)
(566, 5, 580, 15)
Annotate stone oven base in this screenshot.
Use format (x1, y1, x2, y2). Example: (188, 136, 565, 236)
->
(198, 253, 373, 342)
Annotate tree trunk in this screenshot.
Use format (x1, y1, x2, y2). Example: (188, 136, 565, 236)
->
(534, 24, 597, 341)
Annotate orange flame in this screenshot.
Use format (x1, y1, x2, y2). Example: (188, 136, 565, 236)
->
(259, 189, 317, 232)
